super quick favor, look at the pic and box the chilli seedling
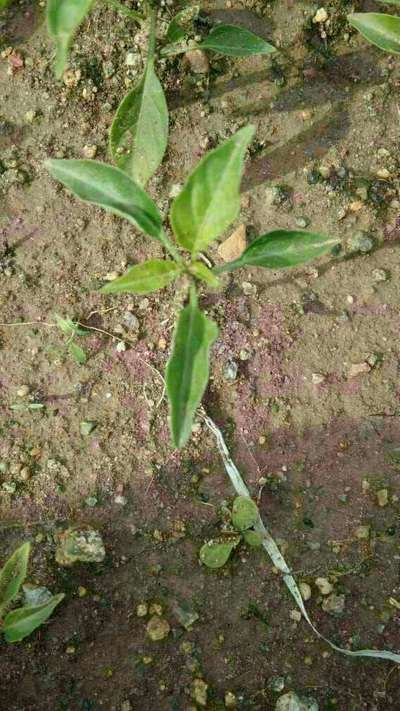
[0,542,64,643]
[46,125,339,448]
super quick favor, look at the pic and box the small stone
[269,676,285,693]
[349,201,364,212]
[80,420,97,436]
[299,582,312,601]
[55,526,106,566]
[78,586,87,597]
[239,348,251,361]
[313,8,328,23]
[63,68,81,87]
[276,691,319,711]
[315,577,333,595]
[347,231,374,254]
[311,373,325,385]
[83,144,97,159]
[372,268,389,283]
[192,678,208,707]
[121,702,132,711]
[23,584,52,607]
[218,224,246,262]
[225,691,237,708]
[18,466,31,482]
[137,602,148,617]
[355,525,370,540]
[116,341,126,352]
[169,183,182,198]
[295,217,309,228]
[123,311,140,331]
[125,51,138,66]
[146,615,170,641]
[377,489,388,507]
[103,271,120,282]
[185,49,210,74]
[223,360,238,381]
[376,168,390,179]
[24,110,36,124]
[322,593,345,616]
[348,362,371,379]
[17,385,30,398]
[242,281,257,296]
[114,495,127,506]
[290,609,302,622]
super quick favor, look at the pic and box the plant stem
[158,229,183,264]
[212,259,242,275]
[160,43,196,58]
[106,0,145,24]
[147,5,158,63]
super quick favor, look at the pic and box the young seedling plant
[46,125,338,449]
[47,1,276,186]
[0,543,64,643]
[200,496,262,569]
[348,1,400,54]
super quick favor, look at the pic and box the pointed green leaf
[101,260,181,295]
[166,5,199,43]
[0,543,30,615]
[199,538,239,569]
[199,24,276,57]
[216,230,339,273]
[171,126,254,255]
[189,262,221,288]
[46,160,164,241]
[110,61,168,186]
[3,593,65,642]
[243,530,263,547]
[231,496,258,531]
[166,295,218,448]
[348,13,400,54]
[69,342,87,364]
[47,0,94,78]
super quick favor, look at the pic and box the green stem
[147,5,158,63]
[212,259,242,275]
[106,0,145,24]
[159,230,183,264]
[160,42,198,58]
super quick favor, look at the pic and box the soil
[1,1,400,709]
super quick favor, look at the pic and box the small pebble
[313,8,328,23]
[355,525,370,540]
[377,489,388,507]
[223,360,238,381]
[299,582,312,601]
[146,615,170,641]
[290,609,302,622]
[17,385,30,398]
[83,144,97,159]
[322,593,345,616]
[372,268,389,283]
[348,362,371,379]
[315,577,333,595]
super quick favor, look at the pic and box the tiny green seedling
[200,496,263,569]
[55,314,89,364]
[348,2,400,54]
[47,2,276,185]
[0,542,64,643]
[46,126,338,449]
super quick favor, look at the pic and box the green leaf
[216,230,339,273]
[171,126,254,255]
[348,13,400,54]
[0,0,12,10]
[110,60,168,186]
[46,160,164,241]
[55,314,77,337]
[101,260,181,295]
[166,5,199,43]
[3,593,65,642]
[243,530,263,547]
[377,0,400,5]
[69,342,87,364]
[199,538,239,569]
[0,543,30,615]
[199,24,276,57]
[231,496,258,531]
[166,293,218,448]
[189,261,221,288]
[47,0,94,78]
